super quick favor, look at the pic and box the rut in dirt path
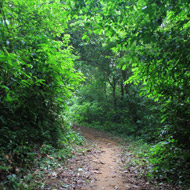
[79,126,127,190]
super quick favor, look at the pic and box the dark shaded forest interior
[0,0,190,189]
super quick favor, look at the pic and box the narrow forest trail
[45,126,175,190]
[78,126,127,190]
[73,126,158,190]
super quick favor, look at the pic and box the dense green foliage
[0,0,83,186]
[66,0,190,186]
[0,0,190,188]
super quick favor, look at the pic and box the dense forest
[0,0,190,189]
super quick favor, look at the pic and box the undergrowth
[121,138,190,189]
[0,127,84,190]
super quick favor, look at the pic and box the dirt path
[79,126,126,190]
[45,126,177,190]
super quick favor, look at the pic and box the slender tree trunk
[120,81,124,101]
[104,82,107,101]
[120,70,124,101]
[121,69,139,124]
[113,77,117,111]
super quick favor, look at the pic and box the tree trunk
[113,77,117,111]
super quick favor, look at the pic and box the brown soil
[79,126,126,190]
